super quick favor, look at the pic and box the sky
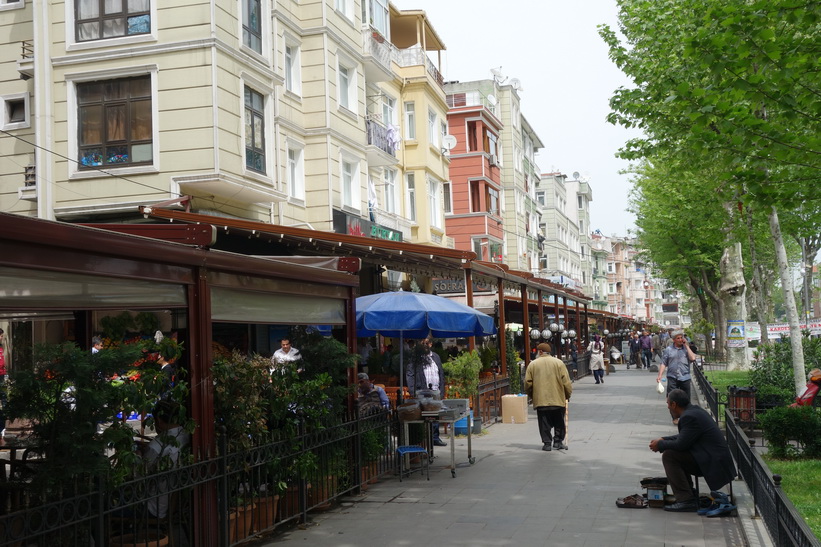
[393,0,644,237]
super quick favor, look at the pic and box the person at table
[649,389,736,513]
[406,336,447,447]
[357,372,389,414]
[142,400,190,519]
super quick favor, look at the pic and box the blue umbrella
[356,290,497,396]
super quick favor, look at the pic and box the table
[402,410,474,478]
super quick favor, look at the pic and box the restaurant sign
[432,278,494,294]
[332,209,403,242]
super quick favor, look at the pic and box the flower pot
[309,476,338,511]
[361,461,379,488]
[278,485,302,521]
[109,532,169,547]
[252,495,279,532]
[228,503,255,543]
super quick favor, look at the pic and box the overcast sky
[393,0,644,237]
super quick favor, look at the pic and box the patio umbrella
[355,290,497,398]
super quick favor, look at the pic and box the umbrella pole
[398,332,404,405]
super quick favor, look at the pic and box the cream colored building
[0,0,451,249]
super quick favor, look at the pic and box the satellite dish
[572,171,580,180]
[490,67,503,78]
[487,94,497,106]
[510,78,522,91]
[442,134,457,151]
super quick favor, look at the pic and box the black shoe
[433,439,447,447]
[542,443,552,451]
[595,381,600,384]
[664,500,698,512]
[553,442,567,450]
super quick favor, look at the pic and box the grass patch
[704,370,750,395]
[762,456,821,540]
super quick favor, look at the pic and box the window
[428,178,442,229]
[75,0,150,42]
[578,195,584,209]
[369,0,388,36]
[337,62,356,113]
[406,173,416,221]
[340,156,360,209]
[472,239,484,260]
[0,93,29,130]
[488,187,499,215]
[404,102,415,139]
[284,43,301,94]
[242,0,261,53]
[427,109,436,143]
[440,121,447,150]
[384,168,397,213]
[0,0,24,11]
[286,142,304,200]
[536,191,545,206]
[607,262,615,273]
[489,242,502,263]
[244,86,265,173]
[443,181,452,214]
[579,220,584,233]
[382,95,396,126]
[77,76,152,168]
[335,0,353,20]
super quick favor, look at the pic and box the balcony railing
[391,46,444,89]
[365,119,396,157]
[21,40,33,59]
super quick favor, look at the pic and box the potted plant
[360,428,386,487]
[443,350,482,400]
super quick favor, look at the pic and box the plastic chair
[396,446,429,482]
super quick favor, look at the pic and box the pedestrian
[91,335,103,354]
[657,330,697,398]
[524,342,573,451]
[640,329,653,369]
[569,343,578,382]
[652,331,662,363]
[406,336,447,447]
[271,338,302,374]
[648,389,736,514]
[587,335,605,384]
[629,332,641,369]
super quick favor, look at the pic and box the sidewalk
[263,364,768,546]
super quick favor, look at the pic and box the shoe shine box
[644,484,667,508]
[502,394,528,424]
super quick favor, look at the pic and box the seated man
[649,389,736,513]
[357,372,390,414]
[143,400,190,519]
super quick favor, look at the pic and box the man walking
[640,329,653,369]
[657,330,697,398]
[629,332,641,369]
[649,389,736,514]
[525,342,573,451]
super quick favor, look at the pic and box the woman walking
[588,335,606,384]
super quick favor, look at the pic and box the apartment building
[590,232,610,311]
[564,174,593,296]
[441,82,504,261]
[0,0,452,251]
[537,172,582,290]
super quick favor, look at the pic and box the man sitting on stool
[649,389,736,513]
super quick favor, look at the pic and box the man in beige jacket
[525,342,573,451]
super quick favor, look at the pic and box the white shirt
[145,426,190,518]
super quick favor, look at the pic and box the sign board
[727,320,746,348]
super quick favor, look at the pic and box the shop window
[75,0,150,42]
[77,76,152,168]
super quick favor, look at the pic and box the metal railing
[692,361,721,420]
[475,374,510,425]
[725,409,820,547]
[0,410,398,547]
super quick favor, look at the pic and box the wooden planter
[361,461,379,489]
[310,476,338,511]
[109,532,170,547]
[278,485,302,521]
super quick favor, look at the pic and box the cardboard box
[502,394,528,424]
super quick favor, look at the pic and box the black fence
[725,408,821,547]
[0,409,398,547]
[692,361,721,419]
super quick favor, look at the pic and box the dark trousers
[593,369,604,383]
[536,406,566,446]
[662,449,701,502]
[642,349,652,368]
[666,378,691,399]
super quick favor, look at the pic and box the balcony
[365,119,399,167]
[362,29,393,82]
[392,46,444,89]
[17,40,33,80]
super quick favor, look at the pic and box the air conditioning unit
[488,154,499,167]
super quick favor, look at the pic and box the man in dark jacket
[649,389,736,512]
[406,336,446,446]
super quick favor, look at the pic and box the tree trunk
[701,270,726,362]
[769,205,806,395]
[798,235,821,322]
[745,204,769,343]
[719,242,749,371]
[688,274,714,355]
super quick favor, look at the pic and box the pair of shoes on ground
[697,492,736,517]
[542,441,567,451]
[664,499,699,512]
[616,493,647,509]
[433,439,447,447]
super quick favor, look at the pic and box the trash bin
[728,385,756,429]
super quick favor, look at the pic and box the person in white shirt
[270,338,302,374]
[143,400,190,519]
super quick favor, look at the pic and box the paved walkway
[262,364,771,546]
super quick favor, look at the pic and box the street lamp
[529,328,541,340]
[541,329,552,340]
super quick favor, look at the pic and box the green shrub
[751,337,821,395]
[758,405,821,459]
[443,350,482,399]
